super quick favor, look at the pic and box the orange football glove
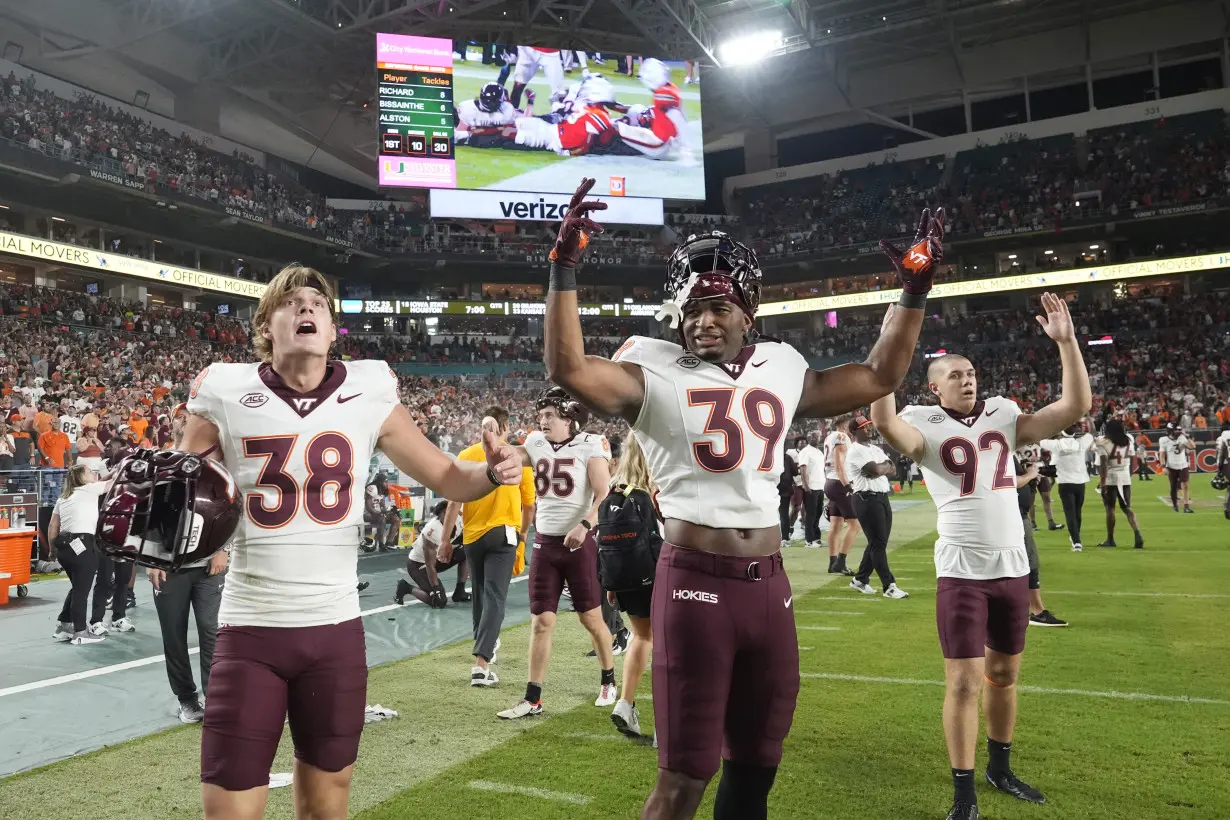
[512,540,526,576]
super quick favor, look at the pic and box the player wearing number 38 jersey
[179,265,524,820]
[871,292,1092,820]
[544,178,947,820]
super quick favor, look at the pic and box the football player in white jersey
[497,386,617,720]
[1217,422,1230,518]
[1095,418,1144,548]
[870,292,1091,820]
[179,265,524,820]
[822,416,860,574]
[543,178,946,820]
[1157,422,1196,513]
[396,499,467,607]
[454,82,530,148]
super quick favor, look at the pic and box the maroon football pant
[201,618,367,791]
[935,575,1029,659]
[529,532,602,615]
[651,544,800,781]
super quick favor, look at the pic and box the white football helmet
[579,76,616,106]
[639,58,670,90]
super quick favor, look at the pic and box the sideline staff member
[441,407,536,687]
[845,416,908,599]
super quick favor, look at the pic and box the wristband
[549,262,577,292]
[898,291,927,310]
[580,519,593,531]
[486,466,501,486]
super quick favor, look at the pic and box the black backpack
[596,485,662,592]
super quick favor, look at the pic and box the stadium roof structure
[0,0,1221,180]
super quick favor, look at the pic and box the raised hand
[549,177,607,268]
[483,430,523,485]
[880,207,946,295]
[1035,292,1076,343]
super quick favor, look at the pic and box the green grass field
[451,58,703,193]
[3,478,1228,819]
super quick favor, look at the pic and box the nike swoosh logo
[986,409,998,416]
[783,596,792,608]
[751,360,767,368]
[338,393,362,404]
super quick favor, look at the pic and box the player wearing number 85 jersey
[497,386,617,721]
[180,265,524,820]
[545,178,946,820]
[871,292,1091,820]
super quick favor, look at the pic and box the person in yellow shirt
[440,406,536,687]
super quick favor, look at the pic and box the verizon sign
[430,189,664,226]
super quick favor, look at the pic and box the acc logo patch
[240,392,269,408]
[676,355,701,369]
[189,367,209,400]
[928,413,945,424]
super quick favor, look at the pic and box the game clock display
[377,34,457,188]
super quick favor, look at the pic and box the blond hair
[612,434,657,496]
[252,265,338,363]
[60,464,94,499]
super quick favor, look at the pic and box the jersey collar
[715,345,756,380]
[942,400,985,428]
[259,361,348,418]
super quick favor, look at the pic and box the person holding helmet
[543,178,944,820]
[497,386,618,719]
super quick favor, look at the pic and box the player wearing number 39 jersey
[871,292,1091,820]
[545,178,946,820]
[179,265,524,820]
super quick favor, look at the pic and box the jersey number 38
[243,433,355,528]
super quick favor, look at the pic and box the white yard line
[794,610,866,616]
[468,779,594,805]
[802,672,1230,706]
[796,625,841,631]
[1045,590,1230,599]
[0,578,527,699]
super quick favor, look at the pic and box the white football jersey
[823,430,851,481]
[898,397,1028,581]
[59,415,82,444]
[187,360,401,628]
[524,430,610,536]
[1096,438,1134,486]
[612,336,809,529]
[1218,430,1230,461]
[1157,435,1191,470]
[410,515,462,564]
[458,98,518,129]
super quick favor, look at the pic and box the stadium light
[1090,244,1100,249]
[1044,249,1054,254]
[1007,254,1017,259]
[718,31,783,66]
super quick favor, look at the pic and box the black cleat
[612,628,630,656]
[1047,522,1065,531]
[1029,610,1068,627]
[1183,505,1195,514]
[945,801,979,820]
[356,581,370,592]
[1097,540,1116,548]
[126,590,137,609]
[1134,532,1145,549]
[395,579,411,605]
[986,769,1046,804]
[452,589,472,603]
[1224,508,1230,520]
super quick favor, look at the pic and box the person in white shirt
[1156,422,1196,513]
[871,292,1091,820]
[396,499,467,607]
[1094,419,1144,549]
[796,433,826,548]
[1039,425,1096,551]
[844,416,907,599]
[823,416,861,573]
[1217,423,1230,519]
[47,464,117,644]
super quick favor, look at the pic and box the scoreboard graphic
[376,33,457,188]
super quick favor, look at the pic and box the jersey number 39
[688,387,786,473]
[243,433,355,528]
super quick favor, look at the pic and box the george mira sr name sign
[0,229,267,300]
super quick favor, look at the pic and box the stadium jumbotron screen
[377,35,705,200]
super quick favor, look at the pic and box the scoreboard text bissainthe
[377,66,454,161]
[342,299,663,318]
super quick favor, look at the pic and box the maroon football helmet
[535,386,590,432]
[96,449,241,571]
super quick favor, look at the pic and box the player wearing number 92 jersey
[546,188,944,818]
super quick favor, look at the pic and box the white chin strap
[654,269,702,329]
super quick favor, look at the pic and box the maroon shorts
[1168,467,1190,484]
[530,532,601,615]
[652,544,800,781]
[824,479,855,519]
[202,618,368,791]
[936,576,1029,659]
